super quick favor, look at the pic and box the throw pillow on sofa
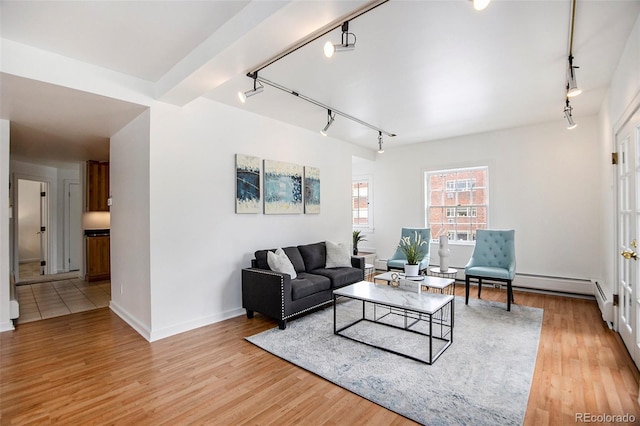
[267,248,297,279]
[325,241,352,268]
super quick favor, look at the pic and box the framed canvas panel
[304,166,320,214]
[235,154,261,214]
[264,160,303,214]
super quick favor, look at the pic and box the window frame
[424,165,490,245]
[352,175,373,231]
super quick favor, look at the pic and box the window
[352,178,371,228]
[446,178,475,192]
[425,166,488,242]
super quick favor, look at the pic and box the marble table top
[334,281,453,315]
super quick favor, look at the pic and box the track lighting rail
[254,75,396,138]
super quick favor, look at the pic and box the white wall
[109,109,152,338]
[608,14,640,128]
[370,116,604,285]
[0,119,12,331]
[146,98,356,340]
[600,13,640,292]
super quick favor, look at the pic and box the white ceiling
[1,0,639,163]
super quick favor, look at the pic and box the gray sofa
[242,242,365,329]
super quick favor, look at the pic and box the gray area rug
[246,296,543,425]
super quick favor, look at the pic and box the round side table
[429,267,458,280]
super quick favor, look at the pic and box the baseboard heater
[593,279,615,327]
[512,273,592,295]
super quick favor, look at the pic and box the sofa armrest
[351,256,365,271]
[242,268,292,321]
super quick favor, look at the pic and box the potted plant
[398,231,428,277]
[352,230,367,255]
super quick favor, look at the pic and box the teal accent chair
[465,229,516,311]
[387,228,431,274]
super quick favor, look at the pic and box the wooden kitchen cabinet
[86,161,109,211]
[86,235,110,282]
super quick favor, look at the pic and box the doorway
[16,179,49,282]
[615,104,640,370]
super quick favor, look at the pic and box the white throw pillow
[325,241,352,268]
[267,248,297,279]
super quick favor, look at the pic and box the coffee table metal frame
[333,281,454,365]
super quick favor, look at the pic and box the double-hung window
[352,178,371,228]
[425,166,488,242]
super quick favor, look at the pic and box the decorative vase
[404,264,419,277]
[438,235,450,272]
[353,248,358,255]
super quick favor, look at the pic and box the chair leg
[465,276,470,305]
[507,281,512,311]
[477,278,483,298]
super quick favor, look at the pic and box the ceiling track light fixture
[377,131,384,153]
[238,72,263,103]
[324,21,356,58]
[562,0,580,129]
[471,0,491,11]
[241,0,393,150]
[320,109,335,136]
[564,99,577,130]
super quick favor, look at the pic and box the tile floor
[15,279,111,324]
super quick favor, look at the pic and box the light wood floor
[1,285,639,425]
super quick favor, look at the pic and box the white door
[616,106,640,370]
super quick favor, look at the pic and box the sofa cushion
[291,273,331,300]
[282,247,306,273]
[325,241,351,268]
[255,246,305,272]
[298,242,326,271]
[310,267,363,288]
[267,248,297,279]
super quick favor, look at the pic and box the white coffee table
[333,281,454,364]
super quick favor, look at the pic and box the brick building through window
[425,166,488,242]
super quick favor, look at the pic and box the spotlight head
[324,21,356,58]
[566,56,582,98]
[377,132,384,153]
[238,86,263,103]
[324,42,356,58]
[472,0,491,11]
[564,102,577,130]
[320,110,335,136]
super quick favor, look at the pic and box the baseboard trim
[109,301,152,341]
[148,307,245,342]
[0,320,15,332]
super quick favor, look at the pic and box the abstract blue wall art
[264,160,303,214]
[235,154,261,214]
[304,166,320,214]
